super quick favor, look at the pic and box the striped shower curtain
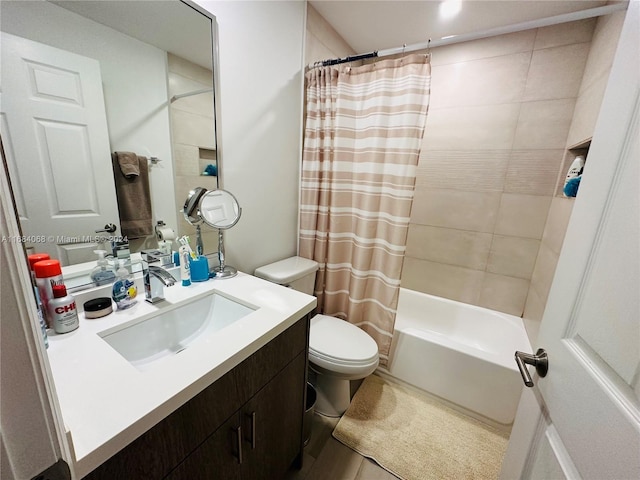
[299,54,431,366]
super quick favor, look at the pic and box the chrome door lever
[515,348,548,387]
[95,223,117,233]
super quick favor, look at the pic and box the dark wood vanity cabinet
[84,317,309,480]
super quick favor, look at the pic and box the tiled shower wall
[522,11,625,342]
[168,53,219,251]
[401,19,599,316]
[305,8,624,327]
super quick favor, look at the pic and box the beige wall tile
[579,11,625,95]
[168,53,213,85]
[306,4,355,64]
[513,98,576,149]
[173,143,200,177]
[542,197,575,255]
[406,225,492,270]
[401,257,484,305]
[422,103,521,151]
[170,109,216,149]
[565,76,607,147]
[523,43,590,101]
[487,235,540,279]
[478,273,529,316]
[410,189,502,233]
[429,52,530,109]
[529,243,559,304]
[505,149,564,196]
[431,30,536,66]
[494,193,551,239]
[533,18,595,50]
[522,286,545,345]
[416,150,509,192]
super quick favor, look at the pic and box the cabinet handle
[233,425,243,464]
[246,411,256,449]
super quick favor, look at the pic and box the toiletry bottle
[564,155,585,184]
[28,253,50,347]
[49,284,79,334]
[34,259,64,328]
[90,250,116,286]
[112,260,138,310]
[179,245,191,286]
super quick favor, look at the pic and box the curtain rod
[170,88,213,103]
[311,3,627,68]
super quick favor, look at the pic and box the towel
[115,151,140,178]
[112,152,153,239]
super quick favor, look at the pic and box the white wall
[195,0,306,274]
[1,1,178,237]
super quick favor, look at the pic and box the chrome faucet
[142,252,176,303]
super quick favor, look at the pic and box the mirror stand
[213,229,237,278]
[198,189,241,279]
[195,224,204,257]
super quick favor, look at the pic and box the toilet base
[314,374,351,417]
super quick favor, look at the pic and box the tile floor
[284,412,398,480]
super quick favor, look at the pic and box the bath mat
[332,375,509,480]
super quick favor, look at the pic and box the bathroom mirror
[0,0,220,268]
[199,189,242,278]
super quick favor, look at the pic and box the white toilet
[254,256,379,417]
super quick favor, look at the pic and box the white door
[501,4,640,479]
[0,32,119,265]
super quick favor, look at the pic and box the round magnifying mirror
[199,189,241,278]
[199,189,241,229]
[182,187,207,226]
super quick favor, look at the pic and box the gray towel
[112,153,153,239]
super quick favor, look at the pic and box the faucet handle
[142,250,173,267]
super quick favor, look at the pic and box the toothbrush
[178,235,198,259]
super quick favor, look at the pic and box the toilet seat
[309,314,379,377]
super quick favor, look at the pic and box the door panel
[502,4,640,479]
[1,32,119,264]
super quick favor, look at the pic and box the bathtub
[385,288,532,425]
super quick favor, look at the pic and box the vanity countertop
[45,272,316,479]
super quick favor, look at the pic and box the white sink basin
[99,293,255,371]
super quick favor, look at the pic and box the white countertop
[45,272,316,479]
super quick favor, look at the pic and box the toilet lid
[309,314,379,364]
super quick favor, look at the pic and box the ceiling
[52,1,214,69]
[309,0,610,54]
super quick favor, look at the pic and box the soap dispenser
[112,260,137,310]
[91,250,116,286]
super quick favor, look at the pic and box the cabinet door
[241,352,306,480]
[164,413,242,480]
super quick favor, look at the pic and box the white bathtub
[385,288,532,425]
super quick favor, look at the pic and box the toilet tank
[254,256,318,295]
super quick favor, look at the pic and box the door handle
[515,348,548,387]
[245,411,256,449]
[95,223,117,233]
[232,425,243,464]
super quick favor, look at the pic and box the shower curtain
[299,54,431,366]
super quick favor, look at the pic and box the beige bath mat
[332,375,509,480]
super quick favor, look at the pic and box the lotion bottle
[49,284,79,334]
